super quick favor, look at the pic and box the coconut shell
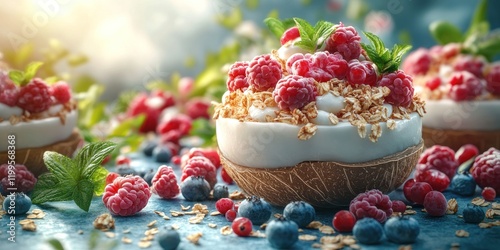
[221,141,423,208]
[0,130,82,177]
[423,127,500,152]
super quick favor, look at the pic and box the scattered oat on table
[208,223,217,228]
[171,224,180,230]
[404,209,417,215]
[259,223,267,230]
[181,204,191,211]
[307,221,323,229]
[492,202,500,210]
[122,237,132,244]
[471,197,490,207]
[147,220,157,228]
[93,213,115,230]
[104,232,116,238]
[187,232,203,245]
[19,219,36,231]
[486,209,495,219]
[144,228,159,236]
[189,213,205,224]
[455,230,469,237]
[170,210,185,217]
[220,226,232,235]
[319,225,335,234]
[299,234,317,241]
[447,198,458,214]
[229,190,246,200]
[250,230,266,238]
[192,203,209,214]
[210,211,221,216]
[399,245,412,250]
[138,240,152,248]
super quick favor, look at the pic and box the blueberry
[153,145,172,163]
[283,201,315,228]
[116,165,137,176]
[140,140,158,157]
[157,227,180,250]
[265,216,298,249]
[237,196,272,225]
[450,172,477,196]
[463,205,485,224]
[3,193,32,215]
[180,176,210,201]
[213,184,229,200]
[384,216,420,244]
[352,218,384,245]
[143,169,155,186]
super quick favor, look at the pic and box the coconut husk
[0,130,82,177]
[221,141,424,208]
[423,127,500,152]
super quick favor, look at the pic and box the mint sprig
[8,61,43,86]
[31,141,117,212]
[361,32,412,74]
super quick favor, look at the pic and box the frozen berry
[17,78,53,113]
[450,171,477,196]
[403,178,416,203]
[152,145,172,163]
[181,156,217,189]
[352,217,384,245]
[140,140,158,157]
[283,201,316,228]
[221,167,233,185]
[417,145,459,179]
[414,168,450,192]
[265,216,299,249]
[3,192,32,215]
[453,55,485,78]
[0,164,37,196]
[402,48,432,76]
[232,217,253,237]
[0,71,19,106]
[455,144,479,165]
[408,181,433,205]
[246,54,282,92]
[471,147,500,194]
[186,148,221,169]
[105,172,120,185]
[482,187,496,201]
[151,166,180,199]
[50,81,72,104]
[485,64,500,95]
[309,51,349,81]
[186,99,211,120]
[423,191,447,217]
[346,60,378,86]
[448,71,484,101]
[159,130,182,145]
[272,75,316,111]
[325,23,361,61]
[332,210,356,232]
[227,61,249,92]
[102,175,151,216]
[225,209,237,222]
[213,183,229,200]
[116,165,137,176]
[157,228,180,250]
[126,93,161,133]
[462,204,485,224]
[215,198,234,215]
[378,70,414,107]
[384,216,420,244]
[349,189,393,223]
[180,176,210,201]
[156,114,192,136]
[392,200,406,213]
[115,155,131,166]
[142,169,155,186]
[280,26,300,45]
[425,76,441,91]
[238,196,272,225]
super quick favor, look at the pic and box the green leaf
[475,33,500,61]
[264,17,285,40]
[294,39,317,52]
[361,32,411,74]
[429,21,464,45]
[8,70,25,86]
[107,115,145,137]
[31,176,74,204]
[91,166,109,196]
[46,239,65,250]
[43,151,78,185]
[293,18,315,41]
[24,61,44,82]
[72,179,95,212]
[75,141,117,178]
[465,0,489,39]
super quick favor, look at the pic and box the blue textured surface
[1,153,500,250]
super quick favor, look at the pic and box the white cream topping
[276,42,309,62]
[0,103,22,120]
[423,99,500,130]
[248,106,278,122]
[315,93,345,114]
[217,113,422,168]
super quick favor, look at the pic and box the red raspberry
[17,78,52,113]
[414,168,450,192]
[156,114,192,136]
[448,71,484,101]
[409,181,433,205]
[325,23,361,61]
[181,156,217,188]
[378,70,414,107]
[221,167,233,185]
[102,175,151,216]
[310,51,349,80]
[349,189,393,223]
[246,54,282,92]
[127,93,161,133]
[485,64,500,95]
[105,172,120,185]
[286,53,311,73]
[453,55,485,78]
[346,60,378,86]
[417,145,459,179]
[0,164,37,195]
[159,130,182,145]
[151,166,180,199]
[187,148,221,169]
[186,99,210,120]
[425,76,441,91]
[482,187,496,201]
[470,147,500,194]
[150,90,176,109]
[430,43,460,59]
[115,155,131,166]
[216,198,234,215]
[50,81,72,104]
[280,26,300,45]
[455,144,479,165]
[272,75,316,111]
[423,191,447,217]
[402,48,432,76]
[227,61,249,92]
[392,200,406,213]
[0,71,19,106]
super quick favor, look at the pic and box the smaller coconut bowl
[423,127,500,152]
[0,130,82,177]
[221,141,423,208]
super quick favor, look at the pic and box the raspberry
[423,191,447,217]
[325,23,361,61]
[286,53,311,73]
[485,64,500,95]
[227,61,249,92]
[185,99,210,120]
[448,71,484,101]
[346,60,378,86]
[453,55,485,78]
[17,78,52,113]
[156,114,192,136]
[50,81,72,104]
[482,187,496,201]
[181,156,217,188]
[403,178,416,203]
[115,155,131,166]
[0,164,37,195]
[105,172,120,185]
[232,217,253,237]
[127,93,161,133]
[221,167,233,184]
[280,26,300,45]
[310,51,349,81]
[470,148,500,194]
[378,70,414,107]
[187,148,221,169]
[417,145,459,179]
[402,48,432,76]
[408,181,433,205]
[425,76,441,91]
[455,144,479,165]
[272,75,316,111]
[414,167,450,192]
[151,166,180,199]
[246,54,282,91]
[392,200,406,213]
[102,175,151,216]
[150,90,176,109]
[349,189,393,223]
[0,71,19,106]
[159,130,182,145]
[215,197,234,215]
[332,210,356,232]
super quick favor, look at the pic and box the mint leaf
[429,21,464,45]
[8,70,25,86]
[465,0,489,39]
[91,166,109,196]
[264,17,285,39]
[43,151,79,185]
[72,179,95,212]
[361,32,411,74]
[294,18,315,41]
[31,178,73,204]
[75,141,116,178]
[290,18,335,53]
[24,61,44,82]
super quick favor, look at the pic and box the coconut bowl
[423,127,500,152]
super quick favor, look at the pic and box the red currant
[410,182,433,205]
[332,210,357,232]
[215,198,234,215]
[392,200,406,213]
[482,187,497,201]
[403,178,416,203]
[423,191,447,217]
[455,144,479,165]
[115,155,131,166]
[232,217,253,236]
[280,26,300,45]
[225,209,237,222]
[171,155,181,165]
[415,169,450,192]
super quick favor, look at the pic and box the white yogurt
[0,103,23,120]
